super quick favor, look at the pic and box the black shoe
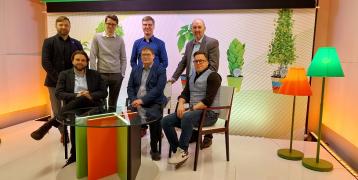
[63,156,76,168]
[201,137,212,149]
[30,119,54,140]
[189,131,198,143]
[150,151,161,161]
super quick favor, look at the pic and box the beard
[74,64,86,72]
[57,29,69,36]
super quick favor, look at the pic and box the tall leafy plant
[227,38,245,77]
[177,24,194,53]
[267,9,296,78]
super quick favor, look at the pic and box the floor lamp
[302,47,344,172]
[277,67,312,160]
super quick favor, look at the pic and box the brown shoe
[201,137,212,149]
[140,128,147,138]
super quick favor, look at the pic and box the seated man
[162,51,221,165]
[127,46,167,161]
[31,50,107,166]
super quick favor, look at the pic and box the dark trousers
[131,104,162,153]
[100,73,123,111]
[57,97,101,158]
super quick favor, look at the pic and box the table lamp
[302,47,344,172]
[277,67,312,160]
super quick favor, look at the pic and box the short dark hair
[56,16,70,24]
[105,14,119,24]
[142,16,155,25]
[71,50,89,62]
[193,51,208,60]
[141,46,155,55]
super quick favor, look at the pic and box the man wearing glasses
[169,18,220,148]
[90,15,127,111]
[162,51,221,165]
[127,47,167,161]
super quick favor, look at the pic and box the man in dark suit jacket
[31,50,107,167]
[127,47,167,161]
[42,16,83,142]
[169,18,219,148]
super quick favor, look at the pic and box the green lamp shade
[307,47,344,77]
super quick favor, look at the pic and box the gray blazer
[171,35,219,81]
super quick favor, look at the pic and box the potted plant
[267,9,296,93]
[177,24,194,88]
[227,38,245,92]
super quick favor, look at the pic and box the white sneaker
[168,147,189,164]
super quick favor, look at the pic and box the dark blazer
[55,69,107,104]
[171,35,219,81]
[42,34,83,87]
[127,63,167,106]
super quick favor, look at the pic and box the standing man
[127,47,167,161]
[169,18,220,148]
[130,16,168,69]
[90,15,127,111]
[162,51,221,165]
[41,16,83,142]
[31,51,108,166]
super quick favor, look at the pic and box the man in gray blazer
[169,18,220,149]
[169,18,219,82]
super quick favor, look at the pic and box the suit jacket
[55,69,107,104]
[42,34,83,87]
[127,63,167,106]
[171,35,219,81]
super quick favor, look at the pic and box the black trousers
[57,97,101,158]
[131,104,162,153]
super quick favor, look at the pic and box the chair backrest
[163,82,172,110]
[217,86,235,120]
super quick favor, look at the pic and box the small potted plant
[227,38,245,92]
[267,9,296,93]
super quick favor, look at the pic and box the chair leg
[159,134,162,154]
[225,131,230,161]
[168,147,172,158]
[194,133,202,171]
[63,125,68,159]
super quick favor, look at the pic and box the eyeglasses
[141,53,152,57]
[193,60,207,64]
[105,23,117,26]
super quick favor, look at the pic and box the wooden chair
[193,86,235,171]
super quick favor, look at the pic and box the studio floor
[0,120,355,180]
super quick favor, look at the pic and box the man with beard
[37,16,83,143]
[90,15,127,112]
[31,50,107,166]
[168,18,220,149]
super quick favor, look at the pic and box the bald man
[169,18,220,149]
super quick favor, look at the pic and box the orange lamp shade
[278,67,312,96]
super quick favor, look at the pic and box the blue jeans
[162,110,218,152]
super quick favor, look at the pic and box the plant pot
[180,74,187,89]
[271,76,284,94]
[227,76,243,92]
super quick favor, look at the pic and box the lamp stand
[277,96,304,160]
[302,77,333,172]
